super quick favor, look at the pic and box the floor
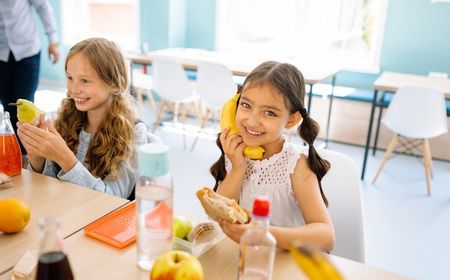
[145,109,449,280]
[31,84,450,280]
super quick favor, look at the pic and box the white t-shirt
[225,141,308,227]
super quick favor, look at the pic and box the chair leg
[190,108,211,152]
[180,103,188,150]
[423,139,432,196]
[135,88,144,118]
[372,134,398,184]
[173,102,180,123]
[192,100,203,122]
[152,100,167,133]
[372,106,384,156]
[146,90,158,113]
[424,140,434,178]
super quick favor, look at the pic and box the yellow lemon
[0,198,31,233]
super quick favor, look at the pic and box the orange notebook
[84,202,137,249]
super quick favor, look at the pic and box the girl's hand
[219,219,252,244]
[17,118,77,172]
[16,114,47,171]
[220,128,247,169]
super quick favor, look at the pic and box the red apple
[150,250,203,280]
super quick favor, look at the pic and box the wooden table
[360,71,450,179]
[129,48,341,144]
[129,48,340,83]
[9,230,411,280]
[0,169,128,274]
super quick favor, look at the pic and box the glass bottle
[238,197,276,280]
[0,111,22,176]
[136,143,173,271]
[36,218,74,280]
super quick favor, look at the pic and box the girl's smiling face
[66,53,114,114]
[236,83,300,156]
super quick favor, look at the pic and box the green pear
[13,99,43,125]
[173,216,193,240]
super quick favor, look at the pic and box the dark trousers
[0,51,41,154]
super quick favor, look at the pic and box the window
[215,0,389,72]
[60,0,139,51]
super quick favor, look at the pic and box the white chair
[319,149,365,263]
[147,131,162,144]
[151,58,200,148]
[132,68,157,116]
[372,85,447,196]
[190,61,237,151]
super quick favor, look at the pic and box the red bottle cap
[252,197,270,217]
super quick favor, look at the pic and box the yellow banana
[9,99,43,126]
[289,246,327,280]
[220,93,265,159]
[289,244,343,280]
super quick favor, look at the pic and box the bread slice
[196,187,249,224]
[186,222,217,243]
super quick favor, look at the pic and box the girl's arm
[218,156,334,251]
[55,122,148,198]
[271,155,334,251]
[215,128,247,201]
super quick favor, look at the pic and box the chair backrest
[132,69,153,90]
[147,132,162,144]
[152,58,194,102]
[382,85,447,139]
[318,149,365,263]
[196,61,237,109]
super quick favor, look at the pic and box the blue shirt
[0,0,58,62]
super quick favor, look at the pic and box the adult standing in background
[0,0,60,151]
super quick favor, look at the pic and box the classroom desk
[4,230,410,280]
[0,169,128,275]
[129,48,341,144]
[360,72,450,179]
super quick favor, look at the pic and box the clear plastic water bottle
[136,143,173,271]
[238,197,276,280]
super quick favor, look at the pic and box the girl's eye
[265,111,276,117]
[81,79,90,83]
[240,102,250,109]
[66,76,72,81]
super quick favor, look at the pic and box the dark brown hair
[210,61,330,206]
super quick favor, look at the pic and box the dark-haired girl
[210,61,335,251]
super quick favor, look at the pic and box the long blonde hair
[55,37,136,179]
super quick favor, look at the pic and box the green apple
[173,216,193,240]
[150,250,203,280]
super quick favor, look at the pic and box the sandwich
[196,187,250,224]
[186,222,217,243]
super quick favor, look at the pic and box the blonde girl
[17,38,147,198]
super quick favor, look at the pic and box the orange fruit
[0,198,31,233]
